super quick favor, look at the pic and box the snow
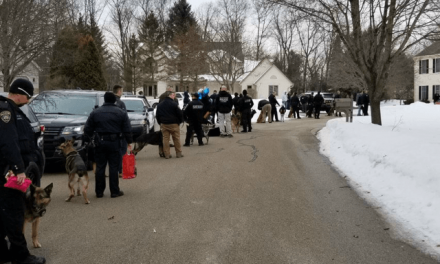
[316,100,440,260]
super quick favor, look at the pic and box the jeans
[218,112,232,135]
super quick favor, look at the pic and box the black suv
[29,90,105,167]
[0,92,45,185]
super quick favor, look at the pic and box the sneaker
[14,255,46,264]
[227,134,233,138]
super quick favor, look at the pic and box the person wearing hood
[215,85,233,137]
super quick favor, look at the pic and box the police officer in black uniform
[183,93,205,146]
[113,84,127,178]
[84,92,132,198]
[0,79,46,264]
[240,90,254,132]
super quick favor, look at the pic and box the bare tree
[0,0,59,90]
[268,0,440,125]
[195,2,218,41]
[271,8,297,73]
[294,17,326,92]
[108,0,137,92]
[249,0,273,60]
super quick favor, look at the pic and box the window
[247,85,252,89]
[269,85,278,96]
[433,59,440,73]
[419,59,429,74]
[433,85,440,98]
[419,86,428,101]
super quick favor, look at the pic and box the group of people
[356,90,370,116]
[258,91,326,122]
[156,85,256,160]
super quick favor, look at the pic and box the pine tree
[73,35,106,90]
[138,11,164,84]
[166,0,197,41]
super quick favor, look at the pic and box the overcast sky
[187,0,213,11]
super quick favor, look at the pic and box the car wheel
[25,162,41,187]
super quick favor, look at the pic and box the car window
[30,93,98,116]
[122,99,145,112]
[19,105,38,123]
[176,93,182,99]
[323,94,334,98]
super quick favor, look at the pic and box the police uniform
[240,91,254,132]
[84,92,132,198]
[0,79,46,264]
[183,94,205,146]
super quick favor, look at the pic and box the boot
[159,146,165,157]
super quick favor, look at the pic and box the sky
[187,0,212,11]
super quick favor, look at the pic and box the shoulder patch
[0,110,11,123]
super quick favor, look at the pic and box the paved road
[31,115,438,263]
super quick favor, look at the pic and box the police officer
[0,79,46,264]
[84,92,132,198]
[313,91,324,119]
[183,93,205,146]
[240,90,254,132]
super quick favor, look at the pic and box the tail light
[40,125,45,133]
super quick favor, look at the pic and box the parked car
[299,92,334,113]
[0,92,45,185]
[29,90,105,168]
[120,95,156,139]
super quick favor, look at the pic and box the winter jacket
[232,95,242,112]
[215,90,233,113]
[290,95,300,107]
[184,99,204,124]
[269,94,280,106]
[313,93,324,106]
[240,95,254,110]
[156,97,183,125]
[282,92,288,102]
[258,100,270,110]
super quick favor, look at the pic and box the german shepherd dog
[279,106,286,122]
[231,113,241,133]
[58,140,90,204]
[24,183,53,248]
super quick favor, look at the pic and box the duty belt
[99,133,119,141]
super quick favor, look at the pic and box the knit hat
[104,92,116,103]
[9,79,34,98]
[242,90,247,95]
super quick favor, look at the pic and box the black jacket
[313,94,324,106]
[183,91,190,105]
[240,95,254,110]
[156,97,183,125]
[215,90,233,113]
[360,94,369,105]
[184,99,204,124]
[0,96,37,176]
[232,96,241,112]
[300,95,308,104]
[268,94,280,106]
[258,100,270,110]
[84,103,133,144]
[290,95,300,107]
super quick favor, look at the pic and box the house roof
[415,41,440,57]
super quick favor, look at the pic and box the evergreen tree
[73,35,106,90]
[138,11,164,84]
[166,0,197,41]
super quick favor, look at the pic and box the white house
[0,61,41,93]
[413,42,440,102]
[239,58,294,99]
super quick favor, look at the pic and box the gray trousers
[218,112,232,135]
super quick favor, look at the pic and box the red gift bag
[122,152,136,179]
